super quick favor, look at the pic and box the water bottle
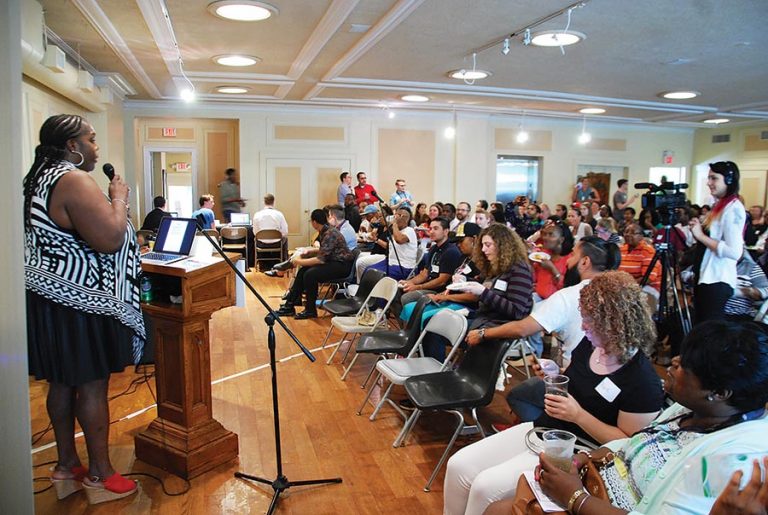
[140,275,153,303]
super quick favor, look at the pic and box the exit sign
[162,127,177,137]
[663,150,674,164]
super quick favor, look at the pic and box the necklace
[594,348,619,366]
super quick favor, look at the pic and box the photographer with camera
[689,161,746,323]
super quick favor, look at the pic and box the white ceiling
[40,0,768,126]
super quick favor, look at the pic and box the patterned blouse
[24,161,145,361]
[317,225,353,263]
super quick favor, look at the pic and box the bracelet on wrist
[567,488,587,513]
[112,198,128,208]
[573,492,590,514]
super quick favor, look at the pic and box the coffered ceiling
[40,0,768,126]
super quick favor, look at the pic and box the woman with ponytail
[24,115,142,503]
[689,161,746,323]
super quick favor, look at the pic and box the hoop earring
[70,150,85,167]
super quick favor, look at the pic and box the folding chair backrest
[356,268,387,301]
[356,277,399,324]
[220,226,246,242]
[408,309,468,367]
[456,338,514,405]
[255,229,283,243]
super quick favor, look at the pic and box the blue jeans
[505,377,545,422]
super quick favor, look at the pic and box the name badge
[431,264,440,274]
[595,377,621,402]
[494,279,508,291]
[462,265,472,274]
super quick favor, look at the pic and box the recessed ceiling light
[530,30,586,47]
[216,86,250,94]
[213,54,260,67]
[400,94,429,103]
[703,118,730,124]
[659,90,700,100]
[207,1,278,21]
[448,69,491,80]
[579,107,605,114]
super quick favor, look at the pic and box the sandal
[83,472,138,504]
[51,465,88,499]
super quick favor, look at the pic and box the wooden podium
[135,256,239,479]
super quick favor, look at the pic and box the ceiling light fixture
[659,90,700,100]
[579,107,605,114]
[530,30,585,47]
[213,54,260,67]
[501,38,510,55]
[160,2,195,102]
[516,111,529,143]
[216,86,249,94]
[444,126,456,139]
[400,94,429,103]
[207,1,278,21]
[449,69,491,80]
[578,116,591,144]
[703,118,730,124]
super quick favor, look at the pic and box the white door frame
[142,146,198,215]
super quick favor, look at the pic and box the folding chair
[320,268,385,346]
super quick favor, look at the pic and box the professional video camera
[634,181,688,226]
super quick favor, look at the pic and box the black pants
[287,261,351,311]
[693,282,733,325]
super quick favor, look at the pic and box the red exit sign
[162,127,177,137]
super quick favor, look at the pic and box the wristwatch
[478,328,486,341]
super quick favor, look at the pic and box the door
[265,158,351,249]
[143,147,197,218]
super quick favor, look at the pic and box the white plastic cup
[544,374,569,397]
[542,430,577,472]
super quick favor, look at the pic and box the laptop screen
[230,212,250,225]
[153,217,197,255]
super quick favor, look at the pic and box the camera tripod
[640,225,693,347]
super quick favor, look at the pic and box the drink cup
[544,374,569,397]
[542,429,577,472]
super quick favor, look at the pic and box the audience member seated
[566,207,593,241]
[553,203,568,221]
[363,207,418,281]
[489,202,506,224]
[191,194,216,230]
[530,220,574,301]
[326,203,357,251]
[638,207,661,237]
[253,193,288,261]
[751,205,767,237]
[597,203,611,221]
[619,206,636,233]
[140,195,168,232]
[445,271,664,515]
[414,202,429,226]
[619,223,661,292]
[454,201,472,232]
[501,320,768,515]
[465,237,621,360]
[275,209,354,319]
[580,202,597,229]
[473,208,490,229]
[595,217,621,245]
[443,202,459,231]
[358,204,379,236]
[344,193,362,232]
[397,217,462,308]
[725,250,768,321]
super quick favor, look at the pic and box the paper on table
[523,471,567,513]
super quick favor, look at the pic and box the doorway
[265,158,351,248]
[143,148,197,218]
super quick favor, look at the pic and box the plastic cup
[544,374,569,397]
[542,430,577,472]
[538,358,560,377]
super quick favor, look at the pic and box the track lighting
[502,38,510,55]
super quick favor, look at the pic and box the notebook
[229,212,251,226]
[140,217,198,265]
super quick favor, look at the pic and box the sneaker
[398,399,416,411]
[491,422,518,434]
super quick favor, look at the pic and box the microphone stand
[194,223,342,514]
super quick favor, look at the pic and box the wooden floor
[30,271,519,514]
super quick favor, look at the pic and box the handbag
[356,306,376,326]
[506,458,609,515]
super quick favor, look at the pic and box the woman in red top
[531,221,573,300]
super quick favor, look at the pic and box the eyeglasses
[624,230,643,235]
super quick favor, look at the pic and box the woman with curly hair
[445,223,534,327]
[444,271,663,515]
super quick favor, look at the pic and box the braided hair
[23,115,85,228]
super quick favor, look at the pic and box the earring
[706,394,716,402]
[70,150,84,167]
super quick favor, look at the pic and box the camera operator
[689,162,745,323]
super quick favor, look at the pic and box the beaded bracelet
[567,488,587,512]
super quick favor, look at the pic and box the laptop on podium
[140,217,197,265]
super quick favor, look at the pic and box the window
[649,166,686,186]
[496,155,541,203]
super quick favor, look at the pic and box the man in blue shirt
[191,194,216,229]
[325,204,357,250]
[337,171,353,205]
[389,178,414,210]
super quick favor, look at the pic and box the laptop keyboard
[142,252,180,262]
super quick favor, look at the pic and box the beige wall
[378,128,436,205]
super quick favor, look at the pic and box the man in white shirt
[253,193,289,261]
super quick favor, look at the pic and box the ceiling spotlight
[207,1,278,21]
[213,54,260,67]
[400,94,429,103]
[578,132,592,144]
[579,107,605,114]
[216,86,249,94]
[703,118,730,124]
[659,90,700,100]
[502,38,510,55]
[530,30,586,47]
[449,69,491,80]
[516,130,530,143]
[444,126,456,139]
[180,88,195,102]
[388,110,396,119]
[522,28,532,46]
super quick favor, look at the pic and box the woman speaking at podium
[23,115,144,503]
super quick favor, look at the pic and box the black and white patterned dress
[24,161,145,386]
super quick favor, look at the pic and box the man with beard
[553,203,568,221]
[465,236,620,360]
[454,201,472,232]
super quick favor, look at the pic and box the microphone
[370,189,385,203]
[102,163,115,181]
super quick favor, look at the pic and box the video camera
[634,181,688,225]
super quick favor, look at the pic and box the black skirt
[26,290,136,386]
